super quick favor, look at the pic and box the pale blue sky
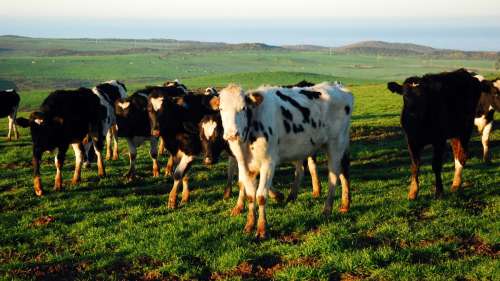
[1,0,499,50]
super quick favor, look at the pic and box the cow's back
[0,90,20,117]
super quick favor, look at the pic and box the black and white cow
[16,88,106,196]
[473,75,500,163]
[91,80,128,162]
[0,89,20,141]
[114,83,187,180]
[199,112,322,216]
[218,82,353,238]
[148,91,219,208]
[387,69,482,200]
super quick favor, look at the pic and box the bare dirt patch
[31,215,56,227]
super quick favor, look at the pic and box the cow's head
[16,111,64,151]
[100,80,128,100]
[219,84,263,141]
[199,114,226,165]
[115,96,148,136]
[479,78,500,111]
[148,92,167,137]
[388,77,428,118]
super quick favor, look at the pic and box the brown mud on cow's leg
[181,176,190,204]
[164,155,175,177]
[111,126,119,160]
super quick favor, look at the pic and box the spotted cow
[148,91,219,208]
[218,82,353,238]
[16,88,106,196]
[387,69,482,200]
[472,75,500,163]
[0,89,20,141]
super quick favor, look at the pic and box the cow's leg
[150,137,160,177]
[168,152,194,209]
[339,151,351,212]
[125,137,138,180]
[91,133,106,178]
[33,148,43,196]
[323,139,349,215]
[231,181,246,216]
[224,156,237,199]
[164,154,175,177]
[407,141,422,200]
[432,142,445,198]
[255,161,275,239]
[54,146,68,191]
[82,141,93,169]
[308,155,322,198]
[451,138,467,192]
[287,160,304,202]
[242,172,257,234]
[112,125,119,160]
[7,113,14,141]
[158,137,165,155]
[71,143,84,185]
[481,121,493,163]
[105,128,113,161]
[181,176,190,203]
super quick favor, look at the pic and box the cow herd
[0,68,498,238]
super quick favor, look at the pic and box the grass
[0,37,499,280]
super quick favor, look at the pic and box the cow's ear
[387,82,403,95]
[16,117,31,128]
[209,96,220,110]
[245,92,264,106]
[53,117,64,125]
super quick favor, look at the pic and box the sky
[1,0,500,50]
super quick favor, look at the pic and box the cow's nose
[203,157,213,165]
[152,130,160,137]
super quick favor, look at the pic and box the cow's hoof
[339,207,349,213]
[271,191,285,203]
[223,188,232,200]
[244,224,254,234]
[322,207,332,217]
[112,155,119,161]
[181,197,189,204]
[231,205,244,216]
[167,200,177,209]
[450,185,461,193]
[255,230,268,240]
[407,192,418,201]
[71,179,81,186]
[286,193,297,203]
[53,185,62,191]
[312,191,321,198]
[152,169,159,177]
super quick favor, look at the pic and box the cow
[114,86,186,180]
[148,90,219,208]
[0,89,20,141]
[472,75,500,163]
[16,88,106,196]
[387,68,482,200]
[199,112,322,216]
[90,80,128,162]
[218,82,353,238]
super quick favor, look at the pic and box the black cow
[387,69,482,200]
[148,91,218,208]
[473,77,500,163]
[16,88,106,196]
[0,89,20,141]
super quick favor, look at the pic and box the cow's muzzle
[151,130,160,137]
[203,157,213,165]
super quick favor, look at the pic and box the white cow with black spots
[219,82,353,238]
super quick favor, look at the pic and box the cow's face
[388,77,427,119]
[199,114,226,165]
[16,112,64,151]
[148,94,165,137]
[219,85,263,141]
[488,79,500,111]
[106,80,128,99]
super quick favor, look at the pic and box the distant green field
[0,37,499,280]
